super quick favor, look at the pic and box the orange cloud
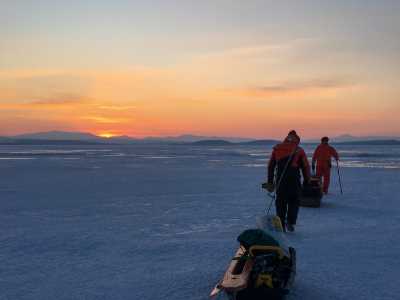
[98,105,136,111]
[81,116,132,124]
[220,78,354,100]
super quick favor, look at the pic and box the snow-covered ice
[0,144,399,299]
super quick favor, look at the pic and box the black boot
[286,224,295,232]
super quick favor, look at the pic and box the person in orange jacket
[312,137,339,194]
[266,130,311,232]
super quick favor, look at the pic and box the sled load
[299,175,323,208]
[210,216,296,300]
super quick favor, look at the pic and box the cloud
[0,71,91,105]
[191,39,314,62]
[228,78,355,99]
[28,94,90,105]
[260,78,352,91]
[81,116,132,124]
[97,105,136,111]
[0,95,90,110]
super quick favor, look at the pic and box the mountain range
[0,131,254,145]
[0,131,399,145]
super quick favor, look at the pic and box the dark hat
[286,130,300,144]
[321,136,329,143]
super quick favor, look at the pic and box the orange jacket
[268,141,310,193]
[312,143,339,168]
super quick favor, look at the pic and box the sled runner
[210,217,296,300]
[300,176,323,208]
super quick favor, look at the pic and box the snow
[0,144,399,300]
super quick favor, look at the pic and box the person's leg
[317,164,328,194]
[316,163,323,183]
[316,162,323,176]
[287,194,300,226]
[323,167,331,194]
[275,194,287,228]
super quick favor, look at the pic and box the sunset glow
[1,1,399,139]
[98,133,117,138]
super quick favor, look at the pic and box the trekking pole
[266,165,278,215]
[266,192,275,215]
[336,160,343,195]
[262,181,276,216]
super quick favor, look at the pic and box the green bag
[237,229,280,250]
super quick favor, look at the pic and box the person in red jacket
[266,130,311,232]
[312,137,339,194]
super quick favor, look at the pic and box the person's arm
[299,149,311,182]
[331,146,339,161]
[311,146,319,173]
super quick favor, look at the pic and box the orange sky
[1,2,399,139]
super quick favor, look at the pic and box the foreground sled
[300,176,323,208]
[210,216,296,300]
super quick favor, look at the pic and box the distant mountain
[13,131,100,141]
[0,137,13,143]
[190,139,233,146]
[188,139,280,146]
[4,131,399,146]
[1,130,273,146]
[239,139,279,146]
[336,139,400,145]
[0,138,103,145]
[143,134,252,143]
[5,131,253,144]
[334,134,358,142]
[107,135,139,143]
[330,134,399,142]
[305,134,400,143]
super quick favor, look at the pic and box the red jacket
[312,143,339,168]
[268,141,310,195]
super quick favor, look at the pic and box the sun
[98,133,116,138]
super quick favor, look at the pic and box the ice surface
[0,144,399,299]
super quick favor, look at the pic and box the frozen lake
[1,144,400,300]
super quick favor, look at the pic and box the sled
[210,246,254,298]
[300,176,323,208]
[210,217,296,300]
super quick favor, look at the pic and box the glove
[262,182,275,193]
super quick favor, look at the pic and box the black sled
[300,176,323,208]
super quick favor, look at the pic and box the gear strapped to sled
[300,175,323,207]
[210,218,296,300]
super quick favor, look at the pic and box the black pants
[275,193,300,226]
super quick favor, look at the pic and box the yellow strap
[249,245,285,259]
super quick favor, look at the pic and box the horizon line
[1,130,400,141]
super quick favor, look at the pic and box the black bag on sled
[300,176,323,207]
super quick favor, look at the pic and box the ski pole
[336,160,343,195]
[266,193,275,215]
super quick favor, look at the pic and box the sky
[1,0,399,139]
